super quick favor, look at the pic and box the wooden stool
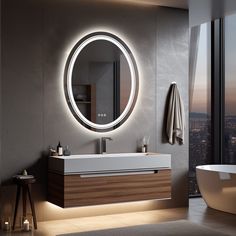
[12,176,37,230]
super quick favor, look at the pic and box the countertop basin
[48,152,171,175]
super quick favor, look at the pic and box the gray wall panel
[156,8,189,207]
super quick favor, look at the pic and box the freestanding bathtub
[196,165,236,214]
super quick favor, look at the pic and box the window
[189,23,212,196]
[189,14,236,197]
[224,14,236,164]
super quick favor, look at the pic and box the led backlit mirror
[64,32,139,132]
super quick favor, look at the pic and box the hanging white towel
[166,83,185,144]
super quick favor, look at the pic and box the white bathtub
[196,165,236,214]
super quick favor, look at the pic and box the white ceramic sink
[48,153,171,175]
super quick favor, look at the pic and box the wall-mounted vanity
[48,153,171,208]
[48,32,172,208]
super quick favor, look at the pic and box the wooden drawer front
[48,170,171,208]
[48,172,65,207]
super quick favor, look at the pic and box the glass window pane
[189,22,212,196]
[224,14,236,164]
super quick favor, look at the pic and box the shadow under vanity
[48,153,171,208]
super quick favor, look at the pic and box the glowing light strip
[67,34,137,130]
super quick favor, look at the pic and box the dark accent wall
[0,0,189,221]
[0,0,2,186]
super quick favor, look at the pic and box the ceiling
[116,0,188,9]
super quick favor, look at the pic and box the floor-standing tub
[196,165,236,214]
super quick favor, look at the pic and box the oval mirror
[64,32,139,132]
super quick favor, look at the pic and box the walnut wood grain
[48,170,171,208]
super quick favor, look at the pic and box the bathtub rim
[196,164,236,174]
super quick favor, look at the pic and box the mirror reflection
[72,40,131,125]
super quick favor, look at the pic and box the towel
[166,83,185,144]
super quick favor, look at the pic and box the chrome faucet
[101,137,113,154]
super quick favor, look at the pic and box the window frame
[211,19,225,164]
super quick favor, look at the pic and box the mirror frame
[64,32,139,132]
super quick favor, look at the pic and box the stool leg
[22,185,27,218]
[27,185,37,229]
[13,185,21,230]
